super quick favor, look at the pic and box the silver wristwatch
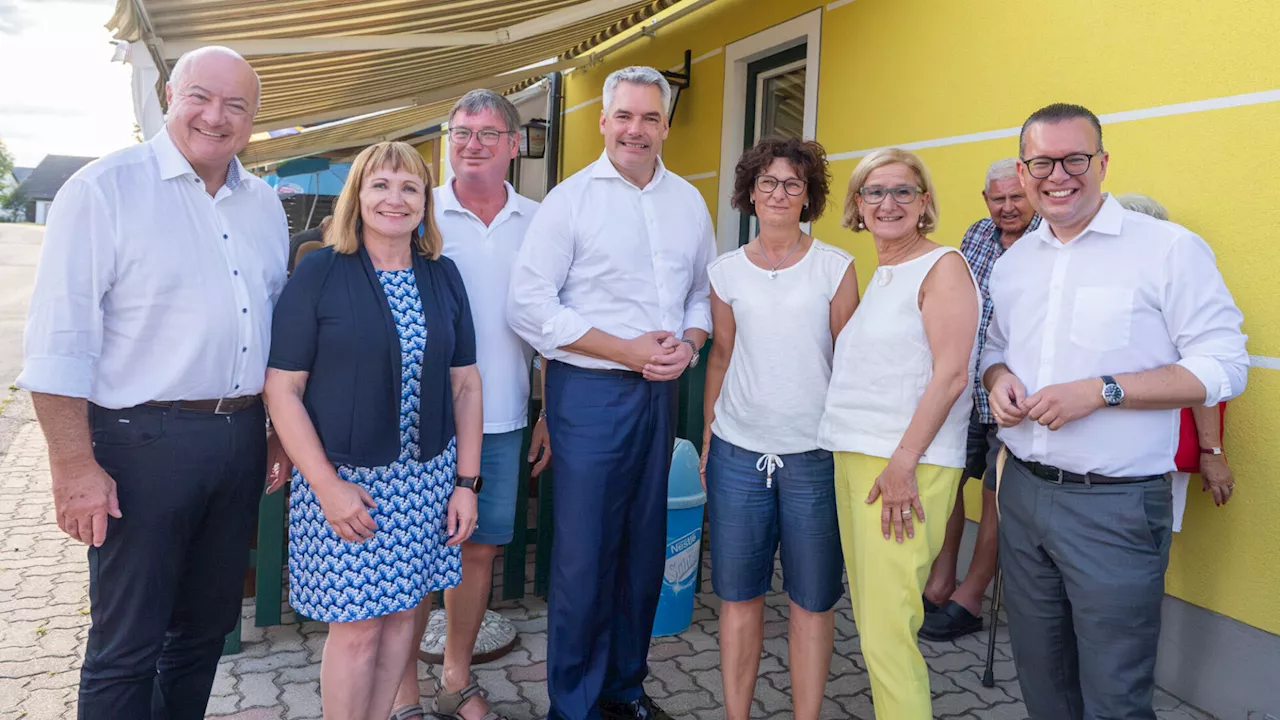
[681,338,700,368]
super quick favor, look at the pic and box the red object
[1175,403,1226,473]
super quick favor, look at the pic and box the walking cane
[982,567,1003,687]
[982,445,1010,688]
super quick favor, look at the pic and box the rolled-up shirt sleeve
[1162,231,1249,405]
[16,178,115,398]
[680,206,715,336]
[507,190,590,355]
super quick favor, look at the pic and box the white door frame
[715,9,822,253]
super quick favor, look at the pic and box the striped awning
[107,0,715,166]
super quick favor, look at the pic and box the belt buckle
[1052,466,1065,484]
[214,397,233,415]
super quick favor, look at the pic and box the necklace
[758,237,803,279]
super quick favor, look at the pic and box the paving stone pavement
[1,412,1217,719]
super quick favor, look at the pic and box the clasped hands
[622,331,693,382]
[989,373,1105,431]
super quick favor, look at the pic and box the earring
[857,220,865,229]
[917,217,925,229]
[751,198,755,204]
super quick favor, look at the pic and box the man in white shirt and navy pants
[17,47,290,719]
[508,66,716,720]
[981,103,1249,719]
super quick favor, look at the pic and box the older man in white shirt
[981,103,1248,720]
[508,66,715,720]
[17,47,289,720]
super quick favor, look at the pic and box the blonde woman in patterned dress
[264,142,483,720]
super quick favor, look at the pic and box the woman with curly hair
[700,136,860,720]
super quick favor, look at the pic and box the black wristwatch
[455,475,483,494]
[1100,375,1124,407]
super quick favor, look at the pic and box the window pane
[761,67,806,140]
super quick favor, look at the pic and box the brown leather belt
[143,395,262,415]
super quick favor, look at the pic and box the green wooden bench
[223,482,287,655]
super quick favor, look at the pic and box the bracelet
[896,445,924,457]
[538,408,547,420]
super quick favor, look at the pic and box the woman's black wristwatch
[455,475,483,494]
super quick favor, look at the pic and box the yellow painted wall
[560,0,1280,636]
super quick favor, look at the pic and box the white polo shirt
[437,179,539,433]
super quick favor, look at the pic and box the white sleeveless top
[817,246,979,468]
[708,240,853,454]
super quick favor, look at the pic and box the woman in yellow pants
[817,148,980,719]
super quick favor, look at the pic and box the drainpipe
[544,71,564,194]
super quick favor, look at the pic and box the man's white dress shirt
[980,195,1248,477]
[17,127,289,409]
[437,179,539,433]
[507,152,715,370]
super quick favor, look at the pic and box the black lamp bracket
[661,49,692,125]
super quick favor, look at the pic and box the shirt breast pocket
[1070,286,1134,352]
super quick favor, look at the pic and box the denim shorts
[705,435,844,612]
[471,429,524,546]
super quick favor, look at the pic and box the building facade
[555,1,1280,716]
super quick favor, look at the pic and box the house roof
[107,0,719,167]
[15,156,96,201]
[10,167,34,185]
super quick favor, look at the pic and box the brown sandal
[430,678,508,720]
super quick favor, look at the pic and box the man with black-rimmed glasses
[980,103,1248,719]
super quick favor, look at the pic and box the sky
[0,0,136,168]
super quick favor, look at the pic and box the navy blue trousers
[79,402,266,720]
[544,362,677,720]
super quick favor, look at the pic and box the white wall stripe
[827,0,857,10]
[683,171,717,181]
[1249,355,1280,371]
[827,87,1280,162]
[565,96,603,114]
[688,47,723,67]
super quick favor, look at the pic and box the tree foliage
[0,139,23,221]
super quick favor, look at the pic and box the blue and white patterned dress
[288,268,462,623]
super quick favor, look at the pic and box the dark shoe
[922,595,941,614]
[919,600,983,641]
[598,696,673,720]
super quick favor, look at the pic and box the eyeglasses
[755,175,807,197]
[859,185,923,204]
[1020,151,1102,179]
[448,127,514,147]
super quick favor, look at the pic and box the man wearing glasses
[393,89,552,720]
[980,103,1248,718]
[508,66,715,720]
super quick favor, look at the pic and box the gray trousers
[998,456,1173,720]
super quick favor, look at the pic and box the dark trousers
[79,402,266,720]
[544,362,677,720]
[998,455,1172,720]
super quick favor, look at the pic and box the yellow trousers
[834,452,961,720]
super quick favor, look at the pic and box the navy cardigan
[268,245,476,467]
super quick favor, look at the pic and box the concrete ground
[0,405,1216,720]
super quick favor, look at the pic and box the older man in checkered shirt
[920,157,1040,641]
